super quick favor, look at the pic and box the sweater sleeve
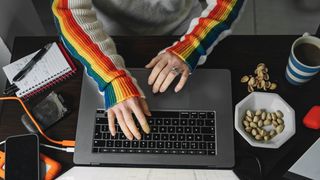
[52,0,144,109]
[166,0,246,72]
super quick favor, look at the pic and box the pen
[12,43,52,82]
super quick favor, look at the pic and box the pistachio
[255,134,262,141]
[241,75,250,83]
[250,122,257,128]
[261,112,266,120]
[270,83,277,90]
[276,125,285,134]
[251,129,257,136]
[276,110,283,118]
[263,119,271,126]
[246,116,253,122]
[245,127,252,133]
[271,113,277,121]
[246,110,253,118]
[258,120,263,127]
[277,118,284,125]
[264,135,270,141]
[255,109,262,116]
[270,130,276,137]
[253,116,259,123]
[243,120,250,127]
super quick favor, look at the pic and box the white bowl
[235,92,295,148]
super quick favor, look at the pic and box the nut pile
[242,109,285,141]
[241,63,277,92]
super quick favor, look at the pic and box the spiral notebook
[2,42,76,99]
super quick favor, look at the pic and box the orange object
[0,151,61,180]
[303,105,320,130]
[0,96,75,147]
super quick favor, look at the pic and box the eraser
[303,106,320,130]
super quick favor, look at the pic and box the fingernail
[147,111,152,116]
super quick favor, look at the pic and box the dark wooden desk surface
[0,36,319,180]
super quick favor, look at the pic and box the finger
[159,70,178,93]
[107,110,116,136]
[130,101,150,134]
[139,98,151,116]
[121,106,141,140]
[148,58,167,85]
[113,109,133,140]
[145,56,161,68]
[175,70,189,92]
[152,65,170,93]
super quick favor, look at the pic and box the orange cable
[0,97,75,147]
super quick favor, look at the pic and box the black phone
[5,134,40,180]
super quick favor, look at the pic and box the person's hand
[145,52,190,93]
[107,97,151,140]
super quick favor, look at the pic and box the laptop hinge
[90,162,100,166]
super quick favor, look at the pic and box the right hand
[107,97,151,140]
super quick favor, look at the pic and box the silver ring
[171,67,181,75]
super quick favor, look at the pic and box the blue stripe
[290,54,320,73]
[285,71,303,86]
[287,64,312,80]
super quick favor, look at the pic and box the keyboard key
[96,117,107,124]
[101,125,108,132]
[188,150,195,155]
[151,126,158,133]
[190,142,198,149]
[191,112,198,118]
[156,119,163,125]
[201,127,215,134]
[132,141,139,148]
[189,119,196,126]
[95,125,100,133]
[148,141,156,148]
[96,109,105,114]
[161,134,169,141]
[152,111,179,118]
[148,118,155,125]
[119,133,126,140]
[102,133,110,139]
[110,149,118,153]
[128,149,136,153]
[145,149,152,153]
[119,149,127,153]
[199,112,206,119]
[144,134,152,140]
[208,150,215,155]
[106,140,114,147]
[170,150,178,154]
[204,135,215,141]
[207,142,215,149]
[93,140,105,147]
[136,149,144,153]
[162,150,169,154]
[205,119,215,126]
[172,119,179,125]
[123,141,130,148]
[153,134,160,140]
[182,142,190,149]
[164,119,171,125]
[140,141,148,148]
[196,119,204,126]
[200,142,207,149]
[181,119,188,126]
[195,135,202,141]
[157,142,164,148]
[197,150,206,155]
[178,134,185,141]
[99,148,110,153]
[180,112,190,118]
[176,127,183,133]
[169,134,177,141]
[179,150,187,154]
[207,112,215,119]
[159,126,167,133]
[187,134,194,141]
[94,132,102,139]
[193,127,200,133]
[115,141,122,147]
[168,127,175,133]
[184,127,192,133]
[165,142,173,148]
[174,142,181,148]
[153,149,161,154]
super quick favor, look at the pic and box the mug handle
[316,24,320,38]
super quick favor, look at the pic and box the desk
[0,36,319,180]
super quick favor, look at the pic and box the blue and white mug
[285,32,320,85]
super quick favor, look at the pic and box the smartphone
[5,134,40,180]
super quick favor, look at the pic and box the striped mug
[285,33,320,85]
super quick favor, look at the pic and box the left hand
[145,52,190,93]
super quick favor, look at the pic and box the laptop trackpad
[130,69,190,110]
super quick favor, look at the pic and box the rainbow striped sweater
[52,0,244,109]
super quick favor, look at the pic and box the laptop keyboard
[92,110,216,156]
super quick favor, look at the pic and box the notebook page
[3,42,71,97]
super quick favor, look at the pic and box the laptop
[74,68,234,168]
